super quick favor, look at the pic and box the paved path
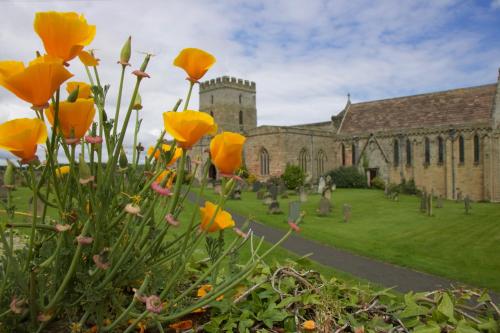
[189,193,500,303]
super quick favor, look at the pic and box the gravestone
[269,184,278,201]
[436,195,443,208]
[317,197,332,216]
[299,187,308,203]
[288,201,301,223]
[230,188,242,200]
[427,189,433,216]
[456,190,463,202]
[391,192,399,201]
[343,204,351,223]
[420,191,427,213]
[323,188,332,201]
[278,179,287,195]
[268,200,282,214]
[317,176,326,194]
[252,181,262,192]
[464,195,471,215]
[326,175,332,186]
[263,193,273,205]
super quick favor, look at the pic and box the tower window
[406,139,412,166]
[459,135,465,164]
[239,110,243,125]
[393,139,399,167]
[351,144,356,165]
[299,148,308,172]
[260,148,269,175]
[474,134,480,164]
[239,94,242,104]
[424,137,430,165]
[438,136,444,164]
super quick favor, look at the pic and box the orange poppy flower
[163,111,217,149]
[303,320,316,331]
[147,144,182,166]
[78,50,99,66]
[173,48,216,82]
[197,284,224,300]
[45,98,95,140]
[66,81,92,99]
[199,201,235,232]
[156,170,175,188]
[0,56,72,109]
[34,11,96,62]
[169,320,192,330]
[0,118,47,162]
[210,132,246,175]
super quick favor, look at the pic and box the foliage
[371,176,385,190]
[400,178,420,195]
[281,165,304,190]
[326,166,367,188]
[237,164,250,179]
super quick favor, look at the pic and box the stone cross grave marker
[343,204,351,223]
[317,176,326,194]
[288,201,301,223]
[317,197,332,216]
[323,188,332,201]
[325,175,332,186]
[464,195,471,215]
[268,200,282,214]
[299,186,308,203]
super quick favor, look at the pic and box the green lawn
[201,187,500,291]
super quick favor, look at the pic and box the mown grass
[201,187,500,291]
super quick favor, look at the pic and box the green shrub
[326,166,367,188]
[371,176,385,190]
[400,178,419,195]
[281,165,304,190]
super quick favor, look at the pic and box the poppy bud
[79,154,94,184]
[119,147,128,168]
[132,93,142,110]
[66,85,80,102]
[3,160,15,189]
[120,36,132,65]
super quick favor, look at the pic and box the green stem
[25,165,38,271]
[113,65,127,140]
[183,81,194,111]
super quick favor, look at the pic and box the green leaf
[437,293,455,322]
[413,322,441,333]
[477,291,492,303]
[277,295,300,308]
[477,318,499,333]
[455,320,480,333]
[238,319,254,333]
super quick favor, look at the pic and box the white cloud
[0,0,499,164]
[492,0,500,9]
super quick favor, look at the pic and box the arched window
[299,149,308,172]
[317,150,326,176]
[438,136,444,164]
[459,135,465,164]
[185,155,192,173]
[351,144,356,165]
[424,137,431,165]
[239,94,242,104]
[474,134,480,164]
[341,143,346,166]
[239,110,243,126]
[393,139,399,167]
[406,139,412,166]
[260,148,269,176]
[211,95,214,104]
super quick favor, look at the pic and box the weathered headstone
[299,186,308,203]
[230,188,242,200]
[420,191,427,213]
[278,179,287,195]
[288,201,301,222]
[317,176,326,194]
[343,204,351,223]
[252,181,262,192]
[326,175,332,186]
[256,189,266,200]
[436,195,443,208]
[317,197,332,216]
[263,193,273,206]
[464,195,471,214]
[323,188,332,201]
[268,200,282,214]
[269,184,278,200]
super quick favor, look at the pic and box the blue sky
[0,0,499,160]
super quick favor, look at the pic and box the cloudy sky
[0,0,499,160]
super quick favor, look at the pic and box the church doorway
[368,168,378,186]
[208,164,217,180]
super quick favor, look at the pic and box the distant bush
[371,176,385,190]
[281,165,304,190]
[400,178,419,195]
[326,166,367,188]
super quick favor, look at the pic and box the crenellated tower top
[200,76,256,92]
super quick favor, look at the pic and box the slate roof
[338,84,497,134]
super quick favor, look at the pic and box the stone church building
[189,71,500,202]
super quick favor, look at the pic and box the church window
[239,110,243,125]
[459,135,465,164]
[185,155,192,173]
[260,148,269,175]
[406,139,412,166]
[317,150,326,176]
[211,95,214,104]
[341,143,346,166]
[424,137,431,165]
[239,94,242,104]
[351,144,356,165]
[393,139,399,167]
[299,148,308,172]
[438,136,444,164]
[474,134,480,164]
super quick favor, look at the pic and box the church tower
[199,76,257,133]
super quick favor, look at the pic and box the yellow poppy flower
[56,165,70,177]
[0,118,47,162]
[156,170,175,188]
[0,56,73,108]
[78,50,99,66]
[302,320,316,331]
[66,81,92,99]
[210,132,246,175]
[197,284,212,298]
[34,11,96,62]
[199,201,235,232]
[147,144,182,166]
[162,111,217,149]
[173,48,216,81]
[45,98,95,140]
